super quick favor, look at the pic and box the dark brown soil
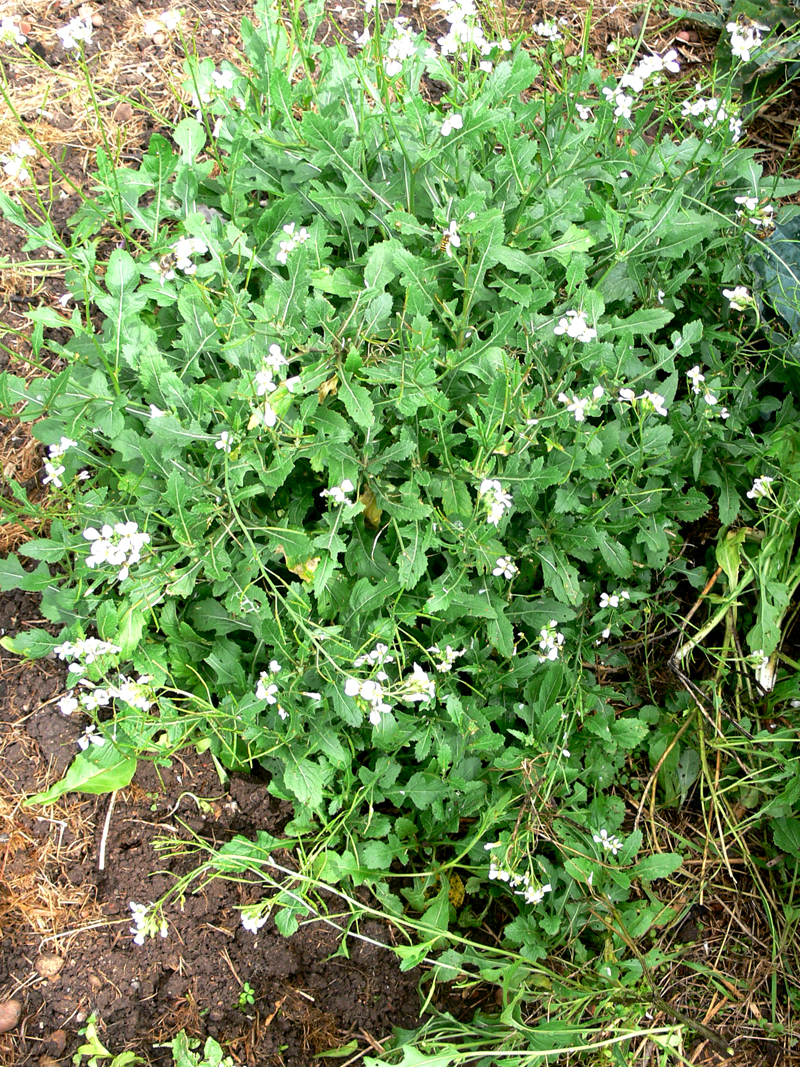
[0,590,423,1066]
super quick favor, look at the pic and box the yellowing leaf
[359,485,383,528]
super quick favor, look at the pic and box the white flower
[1,16,26,44]
[162,9,182,31]
[618,387,637,403]
[576,103,592,121]
[269,660,282,673]
[478,478,513,526]
[720,407,730,419]
[80,687,111,712]
[215,431,233,453]
[354,27,370,46]
[148,404,166,418]
[57,15,93,49]
[723,286,753,311]
[532,20,561,39]
[129,901,167,945]
[276,222,310,264]
[553,310,596,343]
[642,391,668,416]
[54,637,121,664]
[441,113,463,136]
[265,343,288,370]
[285,375,301,393]
[77,725,105,750]
[726,19,768,63]
[321,478,355,506]
[58,695,80,716]
[401,663,436,704]
[241,909,268,934]
[427,644,465,673]
[746,475,775,500]
[253,402,277,429]
[172,236,207,274]
[492,556,518,579]
[211,68,235,92]
[110,675,153,712]
[599,592,619,609]
[255,368,276,395]
[520,882,552,906]
[47,434,79,456]
[42,462,65,487]
[441,220,460,257]
[686,365,705,395]
[256,673,279,703]
[537,620,565,663]
[735,195,759,213]
[83,523,150,581]
[593,828,623,855]
[2,139,36,184]
[558,393,589,422]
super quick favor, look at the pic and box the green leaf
[18,539,66,563]
[173,117,207,161]
[0,628,59,659]
[338,371,374,430]
[0,555,53,592]
[26,745,137,805]
[632,852,683,882]
[597,533,633,578]
[283,758,326,808]
[773,818,800,857]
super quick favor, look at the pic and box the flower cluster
[384,17,416,76]
[618,388,668,417]
[240,906,268,935]
[83,522,151,581]
[151,236,208,283]
[492,556,517,580]
[345,676,392,724]
[112,674,155,711]
[537,620,565,663]
[2,139,35,184]
[1,16,25,44]
[593,828,622,855]
[601,49,679,121]
[681,96,742,142]
[532,20,562,40]
[276,222,309,265]
[723,286,753,311]
[57,15,93,49]
[554,310,596,343]
[746,475,775,501]
[215,431,234,453]
[433,0,510,71]
[401,663,436,703]
[427,644,465,672]
[726,18,768,63]
[685,366,729,418]
[54,637,121,670]
[599,589,630,609]
[353,643,394,671]
[558,385,604,423]
[41,435,78,488]
[478,478,513,526]
[321,478,356,506]
[130,901,168,946]
[735,195,775,231]
[256,661,285,716]
[486,848,553,905]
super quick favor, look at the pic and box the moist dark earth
[0,594,424,1066]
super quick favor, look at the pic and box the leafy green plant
[2,0,800,1051]
[72,1015,145,1067]
[157,1031,235,1067]
[236,981,255,1011]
